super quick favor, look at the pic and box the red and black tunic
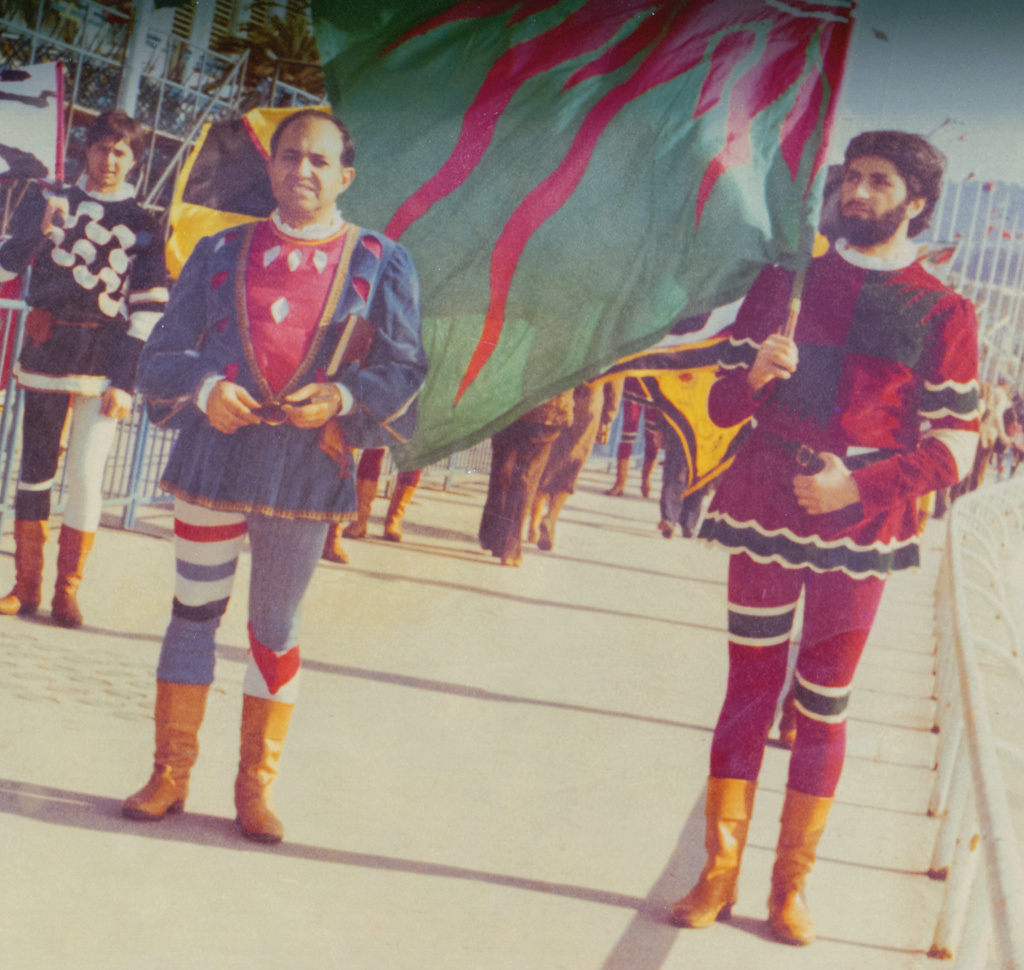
[699,244,980,579]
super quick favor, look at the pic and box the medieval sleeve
[136,235,218,424]
[334,242,428,449]
[706,265,791,428]
[0,181,47,282]
[104,208,170,393]
[852,294,980,517]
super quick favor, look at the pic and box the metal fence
[0,0,327,222]
[920,178,1024,389]
[927,474,1024,967]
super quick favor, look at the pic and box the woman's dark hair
[86,110,146,162]
[270,109,355,168]
[844,130,946,237]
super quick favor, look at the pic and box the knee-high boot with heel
[0,520,49,616]
[51,525,94,628]
[767,787,834,945]
[122,681,210,820]
[234,694,294,843]
[670,777,758,928]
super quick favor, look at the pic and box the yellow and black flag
[166,106,332,278]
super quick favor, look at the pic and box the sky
[827,0,1024,182]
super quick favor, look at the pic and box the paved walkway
[0,465,947,970]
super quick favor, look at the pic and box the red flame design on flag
[384,0,852,403]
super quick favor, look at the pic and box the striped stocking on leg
[710,554,803,782]
[156,499,247,686]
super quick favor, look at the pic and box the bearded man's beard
[838,199,911,246]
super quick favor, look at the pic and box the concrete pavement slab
[0,466,948,969]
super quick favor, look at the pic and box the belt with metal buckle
[767,433,896,472]
[768,435,827,472]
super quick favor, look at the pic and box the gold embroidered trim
[158,481,356,522]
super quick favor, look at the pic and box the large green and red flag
[312,0,854,469]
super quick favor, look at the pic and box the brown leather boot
[0,520,49,616]
[51,526,94,628]
[767,788,834,945]
[122,681,210,820]
[321,523,349,564]
[343,477,377,539]
[670,777,758,928]
[235,694,294,843]
[383,483,417,542]
[605,458,629,496]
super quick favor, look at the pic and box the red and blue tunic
[699,243,980,578]
[137,217,427,521]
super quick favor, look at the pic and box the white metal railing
[928,475,1024,967]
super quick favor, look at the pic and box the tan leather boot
[767,788,834,945]
[670,777,758,928]
[383,483,417,542]
[605,458,629,496]
[321,523,349,564]
[51,525,94,628]
[343,477,377,539]
[0,520,49,616]
[122,681,210,820]
[235,694,294,843]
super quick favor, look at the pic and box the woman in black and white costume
[0,110,168,627]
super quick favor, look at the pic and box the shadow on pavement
[215,643,718,736]
[0,777,650,912]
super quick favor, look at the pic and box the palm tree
[213,6,323,99]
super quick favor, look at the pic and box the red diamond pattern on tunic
[353,277,370,303]
[361,236,382,260]
[212,270,229,291]
[245,222,349,393]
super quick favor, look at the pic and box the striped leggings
[710,552,886,797]
[155,498,329,704]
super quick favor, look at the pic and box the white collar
[271,208,346,240]
[75,172,138,202]
[836,236,918,271]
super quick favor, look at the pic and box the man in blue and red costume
[122,110,427,842]
[670,131,979,944]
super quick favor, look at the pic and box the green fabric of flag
[312,0,854,469]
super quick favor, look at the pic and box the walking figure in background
[479,391,573,566]
[605,377,660,497]
[672,131,979,945]
[528,379,617,551]
[321,446,421,563]
[122,111,427,842]
[0,110,168,627]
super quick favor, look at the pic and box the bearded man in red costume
[671,131,979,945]
[122,111,427,842]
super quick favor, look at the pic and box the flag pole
[782,221,815,340]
